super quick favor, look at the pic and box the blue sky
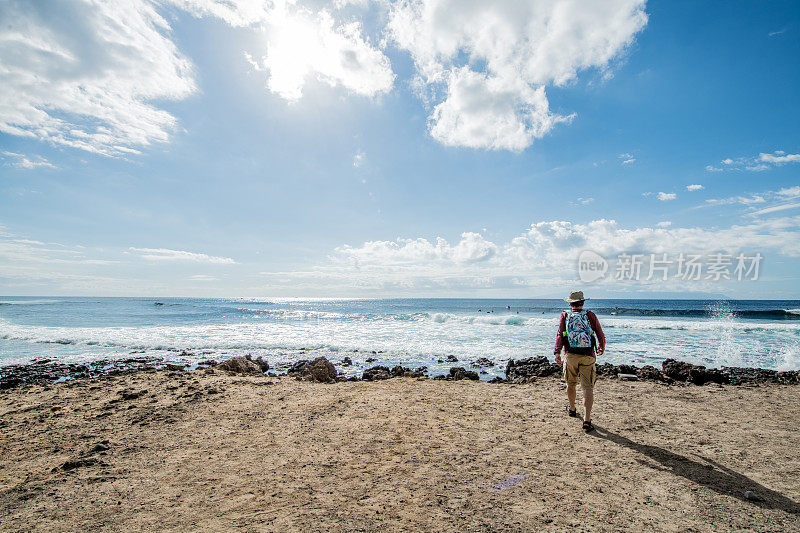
[1,0,799,298]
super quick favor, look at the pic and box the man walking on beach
[554,290,605,432]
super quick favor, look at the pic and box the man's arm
[587,311,605,355]
[554,312,566,356]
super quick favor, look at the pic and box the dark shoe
[566,406,577,417]
[582,420,595,432]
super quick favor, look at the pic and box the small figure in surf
[554,290,606,432]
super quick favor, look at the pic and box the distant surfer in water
[554,290,606,432]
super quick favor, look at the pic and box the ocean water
[1,297,799,379]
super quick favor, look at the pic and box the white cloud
[686,184,704,191]
[708,150,800,172]
[242,3,394,101]
[353,150,366,167]
[702,186,800,216]
[128,247,236,264]
[427,67,571,151]
[619,153,635,165]
[259,216,800,292]
[1,151,57,170]
[657,192,676,201]
[0,0,393,156]
[0,0,196,157]
[759,151,800,165]
[569,197,594,207]
[388,0,648,151]
[188,274,219,281]
[657,221,672,227]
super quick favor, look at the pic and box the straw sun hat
[564,290,589,304]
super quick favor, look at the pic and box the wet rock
[341,357,353,366]
[445,355,459,362]
[432,374,448,380]
[488,376,507,384]
[362,366,391,381]
[165,364,185,371]
[214,356,264,376]
[197,360,217,366]
[287,360,310,375]
[390,365,406,377]
[471,357,495,368]
[776,370,800,385]
[365,357,377,363]
[449,367,479,381]
[506,356,560,383]
[301,357,337,383]
[724,366,777,385]
[253,356,270,372]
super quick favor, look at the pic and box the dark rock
[301,357,337,383]
[214,356,264,376]
[365,357,377,363]
[636,365,666,382]
[415,366,428,374]
[449,367,479,381]
[724,366,777,385]
[165,364,185,371]
[197,360,217,366]
[662,359,729,385]
[390,365,406,377]
[287,360,309,375]
[471,357,495,368]
[341,357,353,366]
[488,376,507,384]
[445,355,459,362]
[777,370,800,385]
[596,363,618,376]
[616,364,639,375]
[253,356,270,372]
[0,377,22,390]
[362,366,391,381]
[432,374,448,380]
[661,359,696,382]
[505,356,560,383]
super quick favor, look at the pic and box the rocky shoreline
[2,353,798,390]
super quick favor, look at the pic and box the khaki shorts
[563,353,596,390]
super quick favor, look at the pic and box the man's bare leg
[566,383,577,411]
[583,388,594,422]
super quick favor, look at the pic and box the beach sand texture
[1,371,798,532]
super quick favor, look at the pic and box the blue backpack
[563,310,595,356]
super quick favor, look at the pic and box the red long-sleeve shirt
[554,310,605,356]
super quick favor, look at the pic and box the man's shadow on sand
[589,425,800,515]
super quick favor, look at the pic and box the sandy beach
[1,368,798,532]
